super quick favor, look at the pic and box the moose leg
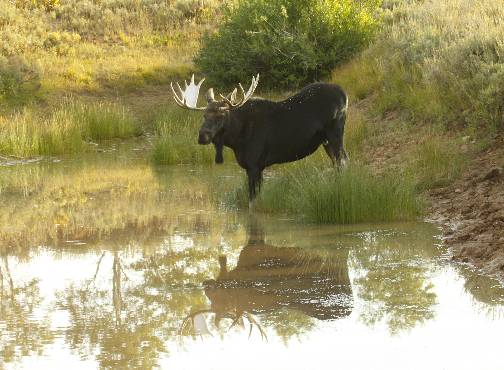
[246,168,263,208]
[214,142,224,164]
[323,143,336,166]
[327,110,348,167]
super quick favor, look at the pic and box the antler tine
[245,312,268,341]
[178,309,214,336]
[221,74,260,108]
[170,74,207,111]
[219,88,238,106]
[170,82,185,108]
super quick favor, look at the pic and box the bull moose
[171,75,349,205]
[179,216,352,339]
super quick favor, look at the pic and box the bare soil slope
[429,138,504,279]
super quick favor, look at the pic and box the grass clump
[73,102,141,140]
[196,0,381,89]
[218,160,422,224]
[295,164,421,224]
[0,101,139,157]
[151,106,215,165]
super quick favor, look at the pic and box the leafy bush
[0,56,40,98]
[195,0,381,88]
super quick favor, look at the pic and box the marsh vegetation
[2,0,499,223]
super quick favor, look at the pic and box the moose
[179,217,352,339]
[171,74,349,204]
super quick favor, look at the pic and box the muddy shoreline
[428,139,504,280]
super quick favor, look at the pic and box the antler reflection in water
[180,309,267,341]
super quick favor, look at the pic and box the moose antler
[171,74,260,111]
[170,74,206,110]
[179,309,213,336]
[179,308,267,341]
[219,74,260,108]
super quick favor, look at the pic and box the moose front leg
[214,142,224,164]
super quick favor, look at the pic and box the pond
[1,143,504,370]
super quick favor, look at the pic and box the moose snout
[198,130,212,145]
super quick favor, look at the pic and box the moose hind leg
[246,168,263,207]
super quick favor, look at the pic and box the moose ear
[206,88,216,103]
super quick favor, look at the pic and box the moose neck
[220,109,243,151]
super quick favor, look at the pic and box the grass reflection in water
[1,154,504,369]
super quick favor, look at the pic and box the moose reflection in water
[180,217,353,338]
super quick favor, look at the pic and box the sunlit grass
[73,102,141,140]
[332,0,504,133]
[151,105,234,165]
[0,101,139,157]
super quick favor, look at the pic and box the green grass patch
[217,161,423,224]
[72,102,141,140]
[0,101,139,157]
[151,106,218,165]
[408,135,466,190]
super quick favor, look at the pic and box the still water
[1,144,504,370]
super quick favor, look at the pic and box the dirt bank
[352,101,504,280]
[428,138,504,279]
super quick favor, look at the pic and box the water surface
[1,145,504,370]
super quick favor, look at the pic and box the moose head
[170,74,259,163]
[170,74,259,144]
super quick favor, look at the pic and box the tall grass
[74,102,140,140]
[0,101,139,157]
[218,161,422,224]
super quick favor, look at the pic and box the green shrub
[195,0,381,89]
[0,56,40,99]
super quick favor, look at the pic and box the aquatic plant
[217,160,422,224]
